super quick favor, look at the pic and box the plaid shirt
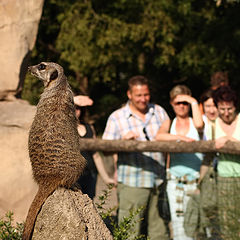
[102,102,169,188]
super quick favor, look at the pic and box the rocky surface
[32,188,113,240]
[0,100,38,223]
[0,0,44,97]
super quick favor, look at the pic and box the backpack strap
[211,120,216,141]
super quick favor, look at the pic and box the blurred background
[19,0,240,133]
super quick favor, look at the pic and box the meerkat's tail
[22,184,57,240]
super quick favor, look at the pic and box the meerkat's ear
[50,70,58,80]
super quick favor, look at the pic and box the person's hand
[215,136,229,149]
[104,177,116,186]
[74,95,93,106]
[178,135,196,142]
[122,131,139,140]
[174,95,197,105]
[113,169,118,185]
[194,188,200,195]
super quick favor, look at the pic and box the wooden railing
[79,139,240,155]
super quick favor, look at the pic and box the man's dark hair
[212,86,238,107]
[128,75,149,91]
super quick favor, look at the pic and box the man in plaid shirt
[102,75,169,239]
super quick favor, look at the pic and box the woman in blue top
[156,85,204,240]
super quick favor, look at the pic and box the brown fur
[22,62,86,240]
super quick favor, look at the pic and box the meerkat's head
[28,62,64,88]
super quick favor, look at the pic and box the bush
[0,186,147,240]
[0,212,24,240]
[96,184,149,240]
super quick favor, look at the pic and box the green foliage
[56,0,179,82]
[56,0,240,88]
[23,0,240,132]
[95,184,117,220]
[96,184,149,240]
[0,212,23,240]
[21,73,43,105]
[112,207,148,240]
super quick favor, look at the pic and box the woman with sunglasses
[155,85,204,240]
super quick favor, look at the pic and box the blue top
[169,118,203,180]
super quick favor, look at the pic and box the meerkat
[22,62,86,240]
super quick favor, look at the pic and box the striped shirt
[102,102,169,188]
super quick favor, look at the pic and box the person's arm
[155,119,176,141]
[113,153,118,185]
[191,100,204,132]
[176,94,204,132]
[122,131,139,140]
[155,119,195,142]
[193,164,210,194]
[74,95,93,106]
[198,165,209,184]
[91,125,115,185]
[92,152,115,185]
[197,150,216,190]
[102,115,118,155]
[215,135,239,149]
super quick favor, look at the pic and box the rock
[0,0,44,97]
[0,100,38,223]
[32,188,113,240]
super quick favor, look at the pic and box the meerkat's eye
[38,64,46,71]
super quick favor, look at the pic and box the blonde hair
[169,85,192,101]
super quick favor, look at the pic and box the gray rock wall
[0,100,38,223]
[0,0,44,221]
[0,0,44,95]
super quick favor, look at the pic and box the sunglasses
[174,101,189,106]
